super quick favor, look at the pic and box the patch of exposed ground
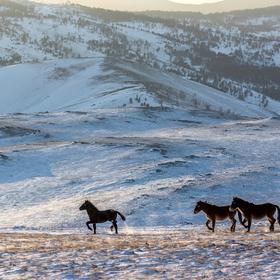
[1,229,280,279]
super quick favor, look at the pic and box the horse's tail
[116,211,126,221]
[274,205,280,225]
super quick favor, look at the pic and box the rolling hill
[0,57,278,117]
[37,0,280,13]
[1,2,280,278]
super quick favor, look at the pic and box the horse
[194,201,242,232]
[79,200,126,234]
[230,197,280,232]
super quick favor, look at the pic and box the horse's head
[230,197,241,211]
[194,201,203,214]
[79,200,91,211]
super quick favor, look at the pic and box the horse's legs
[212,219,216,232]
[93,223,97,234]
[229,212,237,232]
[230,217,237,232]
[110,224,114,232]
[237,211,248,228]
[246,218,252,232]
[113,220,118,234]
[268,215,276,232]
[206,220,213,231]
[242,218,248,228]
[86,221,92,231]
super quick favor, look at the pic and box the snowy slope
[1,102,280,278]
[35,0,280,13]
[0,110,280,232]
[1,58,279,117]
[2,230,280,279]
[1,1,280,105]
[0,2,279,231]
[0,58,157,113]
[1,3,280,279]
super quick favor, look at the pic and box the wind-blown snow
[1,229,280,279]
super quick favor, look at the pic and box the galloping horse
[194,201,242,232]
[79,200,126,234]
[230,197,280,232]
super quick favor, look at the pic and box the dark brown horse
[230,197,280,232]
[79,200,126,234]
[194,201,242,232]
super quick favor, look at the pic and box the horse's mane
[86,200,99,211]
[235,197,254,206]
[200,201,215,207]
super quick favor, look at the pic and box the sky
[31,0,280,13]
[172,0,220,3]
[34,0,222,4]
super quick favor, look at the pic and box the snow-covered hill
[1,58,279,117]
[1,96,280,277]
[1,1,280,102]
[36,0,280,13]
[0,0,280,234]
[0,58,157,113]
[0,0,280,229]
[1,108,280,232]
[1,3,280,278]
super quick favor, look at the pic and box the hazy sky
[35,0,222,4]
[32,0,279,13]
[172,0,219,3]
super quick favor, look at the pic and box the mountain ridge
[1,1,280,112]
[34,0,280,13]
